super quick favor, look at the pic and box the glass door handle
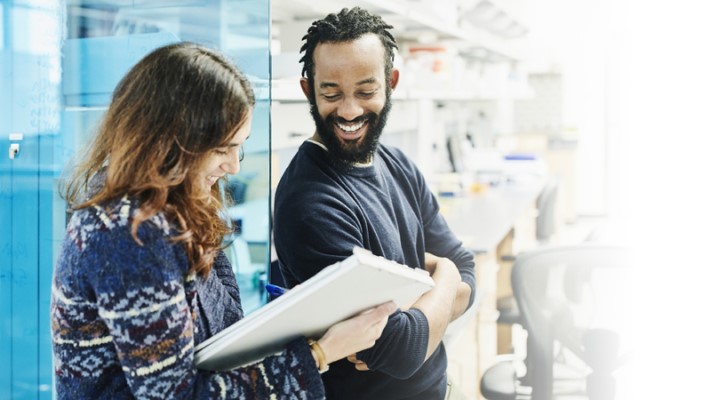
[8,133,22,160]
[9,143,20,159]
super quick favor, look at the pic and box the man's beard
[309,94,392,170]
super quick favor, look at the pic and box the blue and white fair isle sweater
[50,195,324,399]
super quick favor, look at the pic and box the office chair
[481,244,630,400]
[534,177,560,245]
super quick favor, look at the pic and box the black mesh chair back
[512,244,631,400]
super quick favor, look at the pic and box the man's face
[304,34,395,168]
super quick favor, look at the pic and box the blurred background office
[1,0,709,399]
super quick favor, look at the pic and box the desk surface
[438,177,545,254]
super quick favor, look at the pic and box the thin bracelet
[308,339,329,373]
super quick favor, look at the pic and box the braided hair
[299,7,398,93]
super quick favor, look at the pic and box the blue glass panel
[1,4,13,396]
[1,2,65,399]
[63,32,180,107]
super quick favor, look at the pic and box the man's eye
[359,91,376,98]
[322,94,341,101]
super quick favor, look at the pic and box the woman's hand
[313,301,397,368]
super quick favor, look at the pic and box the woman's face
[198,111,253,192]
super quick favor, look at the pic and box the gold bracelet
[308,339,329,373]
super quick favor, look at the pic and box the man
[274,7,475,400]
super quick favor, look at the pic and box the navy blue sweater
[274,141,476,400]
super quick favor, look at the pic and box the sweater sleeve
[356,309,430,378]
[86,221,324,399]
[209,250,244,326]
[275,194,430,379]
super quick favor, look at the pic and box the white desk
[438,177,545,254]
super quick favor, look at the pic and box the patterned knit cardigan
[50,196,324,399]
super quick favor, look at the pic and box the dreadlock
[299,7,398,91]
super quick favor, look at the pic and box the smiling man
[303,31,393,170]
[273,7,476,400]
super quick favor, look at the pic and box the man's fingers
[347,354,370,370]
[354,361,370,371]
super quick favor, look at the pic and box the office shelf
[272,0,527,61]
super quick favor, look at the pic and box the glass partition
[0,1,271,398]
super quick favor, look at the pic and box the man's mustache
[328,113,377,126]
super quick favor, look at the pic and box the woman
[50,42,394,399]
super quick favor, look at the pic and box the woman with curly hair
[51,41,394,399]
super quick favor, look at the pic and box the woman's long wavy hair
[62,42,255,277]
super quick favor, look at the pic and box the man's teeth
[337,121,365,133]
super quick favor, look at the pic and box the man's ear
[389,68,400,90]
[300,77,311,100]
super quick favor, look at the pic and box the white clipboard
[194,247,434,371]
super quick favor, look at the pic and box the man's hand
[424,252,471,321]
[347,354,370,371]
[408,252,464,359]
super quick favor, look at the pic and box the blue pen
[265,283,288,298]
